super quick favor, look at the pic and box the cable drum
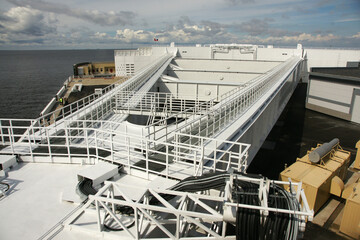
[309,138,339,164]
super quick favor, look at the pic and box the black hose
[234,177,302,240]
[103,213,135,231]
[77,178,97,197]
[0,182,10,195]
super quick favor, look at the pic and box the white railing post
[9,121,15,154]
[64,122,72,163]
[110,132,114,164]
[27,125,34,162]
[95,130,99,162]
[46,127,53,163]
[85,128,90,165]
[146,140,149,179]
[0,120,3,145]
[164,144,169,178]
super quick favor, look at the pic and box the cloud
[352,32,360,39]
[93,32,108,38]
[0,6,56,45]
[7,0,136,26]
[225,0,255,6]
[241,32,360,48]
[335,18,360,23]
[115,29,152,42]
[232,18,300,38]
[59,16,360,48]
[0,6,55,36]
[115,17,237,44]
[234,18,272,36]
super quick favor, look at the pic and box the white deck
[0,161,180,240]
[0,163,85,240]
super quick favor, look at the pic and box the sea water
[0,49,115,119]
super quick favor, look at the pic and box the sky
[0,0,359,49]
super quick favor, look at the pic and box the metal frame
[146,57,302,142]
[31,53,174,128]
[65,177,313,239]
[0,118,250,180]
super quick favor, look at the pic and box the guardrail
[145,56,302,142]
[114,91,215,123]
[34,53,173,129]
[0,118,250,179]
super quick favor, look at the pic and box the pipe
[309,138,339,164]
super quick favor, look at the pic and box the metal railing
[0,54,302,181]
[146,56,302,142]
[115,91,215,120]
[0,118,250,179]
[33,53,173,129]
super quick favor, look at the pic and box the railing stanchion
[85,127,90,165]
[166,145,169,178]
[9,121,14,154]
[95,130,99,163]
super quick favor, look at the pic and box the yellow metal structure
[330,176,344,197]
[354,140,360,170]
[280,142,350,213]
[340,181,360,239]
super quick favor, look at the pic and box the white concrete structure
[305,49,360,69]
[306,72,360,123]
[4,42,360,239]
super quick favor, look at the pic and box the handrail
[34,53,173,129]
[0,118,250,178]
[145,56,302,142]
[114,91,215,116]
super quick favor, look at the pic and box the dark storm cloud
[7,0,136,26]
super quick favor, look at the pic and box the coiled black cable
[0,182,10,195]
[76,178,135,231]
[234,178,300,240]
[77,179,97,197]
[75,171,300,238]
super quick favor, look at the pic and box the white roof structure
[4,42,359,239]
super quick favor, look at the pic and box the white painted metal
[64,177,313,239]
[77,161,119,186]
[0,155,17,171]
[351,90,360,123]
[308,79,355,114]
[0,118,250,180]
